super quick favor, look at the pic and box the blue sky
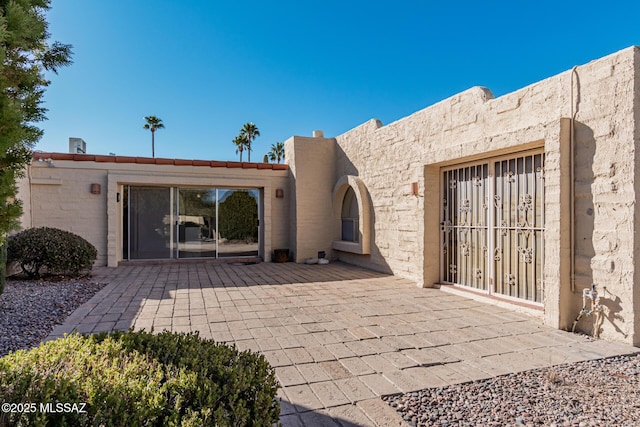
[39,0,640,161]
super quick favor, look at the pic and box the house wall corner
[286,135,336,262]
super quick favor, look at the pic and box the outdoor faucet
[571,283,605,338]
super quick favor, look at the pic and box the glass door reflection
[128,186,172,259]
[217,189,259,257]
[176,188,217,258]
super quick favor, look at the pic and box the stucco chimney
[312,130,324,138]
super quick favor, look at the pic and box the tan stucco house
[17,46,640,346]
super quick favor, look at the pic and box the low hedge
[7,227,97,278]
[0,331,280,426]
[0,241,6,295]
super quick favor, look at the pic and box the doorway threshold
[119,257,262,266]
[435,283,543,319]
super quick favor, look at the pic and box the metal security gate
[441,151,545,303]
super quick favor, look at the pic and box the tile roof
[32,152,288,170]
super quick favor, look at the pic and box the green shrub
[218,191,259,242]
[0,330,280,427]
[0,240,6,295]
[7,227,97,278]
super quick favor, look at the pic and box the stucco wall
[27,166,109,264]
[332,46,640,345]
[286,136,336,262]
[21,158,290,267]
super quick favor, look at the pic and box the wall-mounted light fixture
[116,192,121,202]
[275,188,284,198]
[90,183,101,195]
[38,158,54,167]
[411,182,419,196]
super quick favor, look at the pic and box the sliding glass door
[177,188,217,258]
[123,186,259,261]
[127,186,172,259]
[218,189,259,257]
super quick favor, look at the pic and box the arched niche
[332,175,371,254]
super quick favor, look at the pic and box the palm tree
[143,116,165,158]
[239,122,260,162]
[233,135,248,162]
[268,141,285,163]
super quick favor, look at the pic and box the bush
[218,191,258,242]
[0,241,6,295]
[7,227,97,278]
[0,330,280,427]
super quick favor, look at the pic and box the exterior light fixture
[90,183,101,195]
[38,158,54,167]
[275,189,284,198]
[411,182,419,196]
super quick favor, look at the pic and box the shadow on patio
[47,262,639,426]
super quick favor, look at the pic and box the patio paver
[48,262,640,426]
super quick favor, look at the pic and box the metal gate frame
[440,150,545,304]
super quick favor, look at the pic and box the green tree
[239,122,260,162]
[143,115,164,158]
[0,0,72,292]
[232,134,248,162]
[218,191,258,242]
[267,141,285,163]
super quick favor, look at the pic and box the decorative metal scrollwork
[458,199,470,226]
[459,199,470,213]
[500,220,508,236]
[441,155,544,302]
[518,247,533,264]
[460,241,470,256]
[493,247,502,261]
[518,194,532,212]
[493,194,502,209]
[517,227,531,239]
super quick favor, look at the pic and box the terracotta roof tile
[135,157,155,164]
[114,156,136,163]
[154,158,174,165]
[32,152,288,171]
[94,155,114,162]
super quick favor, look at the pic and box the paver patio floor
[49,262,639,426]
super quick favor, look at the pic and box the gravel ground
[384,354,640,427]
[0,277,106,357]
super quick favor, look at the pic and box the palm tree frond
[143,115,165,158]
[268,141,285,163]
[239,122,260,162]
[232,134,248,161]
